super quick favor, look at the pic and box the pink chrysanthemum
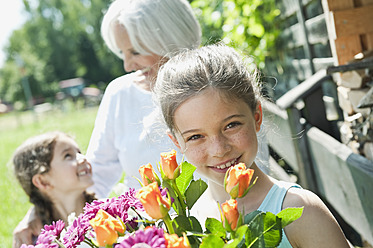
[35,220,65,245]
[116,226,166,248]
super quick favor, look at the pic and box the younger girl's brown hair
[12,131,95,225]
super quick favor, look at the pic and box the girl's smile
[170,88,262,185]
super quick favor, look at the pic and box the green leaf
[173,215,203,234]
[176,161,196,195]
[224,225,248,248]
[162,180,182,215]
[276,207,304,227]
[205,218,226,238]
[173,215,191,236]
[244,210,262,224]
[185,179,208,209]
[245,212,282,248]
[189,216,203,233]
[200,234,225,248]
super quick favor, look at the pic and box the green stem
[163,214,175,234]
[54,239,66,248]
[171,180,187,216]
[83,235,99,247]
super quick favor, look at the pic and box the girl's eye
[187,134,203,141]
[64,153,72,159]
[226,121,241,130]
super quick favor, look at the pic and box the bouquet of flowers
[21,150,303,248]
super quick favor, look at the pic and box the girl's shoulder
[282,187,351,247]
[283,186,324,210]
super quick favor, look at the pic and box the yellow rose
[136,182,171,219]
[224,163,254,199]
[221,199,239,230]
[160,149,180,180]
[89,209,124,247]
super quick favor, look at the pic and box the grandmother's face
[113,23,166,83]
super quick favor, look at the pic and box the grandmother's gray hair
[153,44,262,135]
[101,0,201,59]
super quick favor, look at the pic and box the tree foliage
[0,0,279,106]
[191,0,280,69]
[0,0,123,105]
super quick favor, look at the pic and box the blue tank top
[257,180,301,248]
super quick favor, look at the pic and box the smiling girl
[12,131,96,243]
[153,44,352,248]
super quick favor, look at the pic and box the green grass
[0,103,98,248]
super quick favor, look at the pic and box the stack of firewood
[336,54,373,160]
[322,0,373,160]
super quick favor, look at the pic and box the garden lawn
[0,105,98,248]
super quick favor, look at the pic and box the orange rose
[164,233,191,248]
[160,149,180,180]
[136,182,171,219]
[139,163,160,186]
[221,199,239,230]
[224,163,254,199]
[89,209,124,247]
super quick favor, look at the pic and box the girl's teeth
[216,159,236,169]
[78,171,87,176]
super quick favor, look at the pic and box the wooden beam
[361,32,373,51]
[334,36,363,64]
[332,5,373,38]
[354,0,373,7]
[322,0,354,11]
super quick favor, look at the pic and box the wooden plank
[354,0,373,6]
[305,14,329,45]
[322,0,354,11]
[334,35,362,64]
[276,69,330,110]
[313,57,335,71]
[291,59,313,80]
[321,0,356,65]
[262,101,300,172]
[278,0,301,19]
[307,127,373,245]
[361,32,373,51]
[332,6,373,38]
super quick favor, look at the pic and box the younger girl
[12,131,96,244]
[153,44,351,247]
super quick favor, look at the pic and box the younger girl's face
[170,88,262,186]
[44,135,93,194]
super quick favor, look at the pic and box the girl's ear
[255,102,263,132]
[167,130,182,152]
[32,174,52,191]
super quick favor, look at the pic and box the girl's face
[113,23,165,83]
[44,135,93,194]
[170,88,262,186]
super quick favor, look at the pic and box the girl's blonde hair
[101,0,201,59]
[12,131,95,224]
[153,44,262,134]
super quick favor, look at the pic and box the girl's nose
[210,135,231,158]
[76,153,86,164]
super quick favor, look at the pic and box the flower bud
[139,163,160,186]
[160,149,180,180]
[136,182,171,220]
[89,209,124,247]
[224,163,254,199]
[221,199,239,231]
